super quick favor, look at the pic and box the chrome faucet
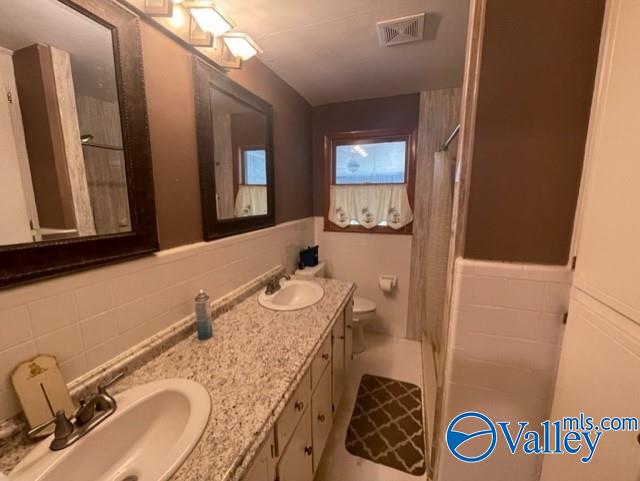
[27,372,124,451]
[265,273,291,295]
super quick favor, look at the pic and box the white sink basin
[258,280,324,311]
[10,379,211,481]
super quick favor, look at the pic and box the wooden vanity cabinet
[311,365,333,472]
[242,294,353,481]
[276,370,311,451]
[331,311,345,411]
[311,335,331,390]
[344,298,354,377]
[278,407,313,481]
[243,437,272,481]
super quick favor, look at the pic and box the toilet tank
[295,262,326,278]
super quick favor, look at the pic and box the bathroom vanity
[243,290,354,481]
[0,274,355,481]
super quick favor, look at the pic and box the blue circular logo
[446,411,497,463]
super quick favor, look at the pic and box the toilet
[352,296,376,354]
[294,262,327,279]
[294,262,377,354]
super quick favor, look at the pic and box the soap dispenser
[195,290,213,341]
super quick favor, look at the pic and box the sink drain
[121,476,138,481]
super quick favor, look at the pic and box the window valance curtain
[328,184,413,230]
[235,185,267,217]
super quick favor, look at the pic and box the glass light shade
[223,34,261,60]
[190,7,232,36]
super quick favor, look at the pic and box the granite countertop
[0,276,355,481]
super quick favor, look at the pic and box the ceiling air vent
[377,13,425,47]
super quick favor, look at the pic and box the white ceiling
[215,0,470,106]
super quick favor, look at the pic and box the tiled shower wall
[0,218,314,422]
[438,259,572,481]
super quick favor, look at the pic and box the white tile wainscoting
[437,259,572,481]
[0,218,314,422]
[313,217,412,338]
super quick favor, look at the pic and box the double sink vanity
[0,0,354,479]
[1,274,355,481]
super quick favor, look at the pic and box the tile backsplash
[438,258,572,481]
[0,218,314,422]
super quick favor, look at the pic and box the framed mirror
[0,0,158,288]
[193,57,275,240]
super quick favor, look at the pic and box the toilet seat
[352,297,376,354]
[353,296,376,315]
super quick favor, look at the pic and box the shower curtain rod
[441,124,460,151]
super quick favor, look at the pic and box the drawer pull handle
[318,414,326,423]
[304,446,313,456]
[322,353,329,361]
[294,401,304,411]
[346,324,352,330]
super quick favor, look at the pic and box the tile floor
[315,332,427,481]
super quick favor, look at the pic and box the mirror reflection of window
[242,148,267,185]
[235,147,267,218]
[0,0,128,247]
[209,86,269,220]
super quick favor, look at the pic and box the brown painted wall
[141,25,202,249]
[228,61,313,224]
[140,22,313,249]
[311,94,420,216]
[464,0,605,264]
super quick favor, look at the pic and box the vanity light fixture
[223,33,262,60]
[187,2,234,36]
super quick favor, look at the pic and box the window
[241,147,267,185]
[324,128,416,234]
[335,141,407,184]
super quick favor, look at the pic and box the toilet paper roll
[379,276,394,293]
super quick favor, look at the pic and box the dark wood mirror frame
[193,57,276,241]
[0,0,158,289]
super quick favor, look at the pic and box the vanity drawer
[311,335,331,391]
[276,370,311,452]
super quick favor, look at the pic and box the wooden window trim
[323,127,417,235]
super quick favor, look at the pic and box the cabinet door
[311,335,331,391]
[541,292,640,480]
[332,313,345,411]
[344,297,354,376]
[311,365,333,472]
[277,408,313,481]
[276,370,311,452]
[242,438,270,481]
[265,429,278,481]
[572,0,640,324]
[542,3,640,479]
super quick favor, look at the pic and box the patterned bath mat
[345,374,426,475]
